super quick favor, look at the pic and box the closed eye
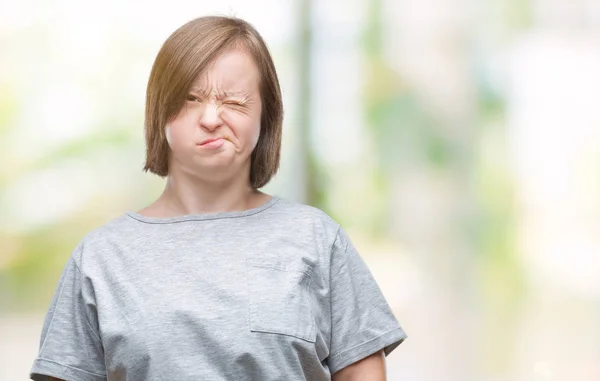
[224,101,244,107]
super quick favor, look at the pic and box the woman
[30,16,406,381]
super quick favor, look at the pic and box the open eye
[187,94,202,102]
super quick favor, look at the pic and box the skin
[46,49,387,381]
[139,47,270,218]
[332,350,387,381]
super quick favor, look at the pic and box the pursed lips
[198,136,229,146]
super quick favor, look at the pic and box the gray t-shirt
[30,196,406,381]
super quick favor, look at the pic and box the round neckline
[125,195,281,224]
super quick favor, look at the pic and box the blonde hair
[143,16,283,189]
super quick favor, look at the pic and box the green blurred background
[1,0,600,380]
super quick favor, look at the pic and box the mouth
[199,138,220,145]
[197,137,227,149]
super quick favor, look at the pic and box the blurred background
[1,0,599,380]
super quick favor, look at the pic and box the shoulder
[271,196,334,219]
[82,214,136,245]
[269,196,341,234]
[70,214,136,266]
[257,197,344,258]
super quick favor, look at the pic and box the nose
[199,102,223,131]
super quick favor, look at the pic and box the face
[165,48,262,181]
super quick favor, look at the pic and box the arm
[332,350,386,381]
[30,254,106,381]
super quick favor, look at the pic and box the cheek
[165,123,187,150]
[223,111,261,149]
[165,112,196,149]
[165,125,173,146]
[247,107,262,149]
[242,118,261,152]
[251,121,260,149]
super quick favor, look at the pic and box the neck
[149,164,266,217]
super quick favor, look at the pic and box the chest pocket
[246,257,317,343]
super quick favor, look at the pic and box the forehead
[192,48,260,94]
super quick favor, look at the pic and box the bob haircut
[143,16,283,189]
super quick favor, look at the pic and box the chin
[191,155,237,170]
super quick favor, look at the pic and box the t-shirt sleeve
[327,227,407,374]
[30,248,107,381]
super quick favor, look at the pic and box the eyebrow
[189,87,247,98]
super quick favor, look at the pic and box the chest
[93,248,324,355]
